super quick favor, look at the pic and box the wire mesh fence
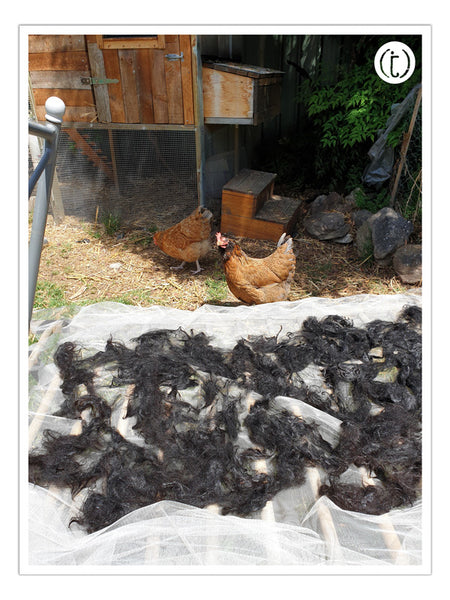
[29,127,199,229]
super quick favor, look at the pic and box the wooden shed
[29,34,196,125]
[28,33,287,235]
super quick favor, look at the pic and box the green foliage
[358,236,374,266]
[102,213,121,236]
[353,187,390,213]
[59,242,72,258]
[83,223,102,239]
[301,64,418,151]
[34,281,65,309]
[296,37,421,195]
[205,272,228,303]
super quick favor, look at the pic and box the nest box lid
[223,169,277,197]
[202,59,284,79]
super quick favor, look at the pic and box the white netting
[27,293,423,569]
[28,486,421,567]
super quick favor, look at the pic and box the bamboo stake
[286,402,344,562]
[358,467,410,565]
[390,86,422,207]
[116,384,135,437]
[306,467,345,563]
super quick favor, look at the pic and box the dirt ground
[31,199,419,314]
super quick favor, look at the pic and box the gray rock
[309,191,355,217]
[393,244,422,284]
[304,211,350,241]
[304,191,356,241]
[352,209,373,229]
[355,219,373,258]
[334,233,353,244]
[369,207,413,260]
[308,195,328,216]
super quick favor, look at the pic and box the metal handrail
[28,97,65,327]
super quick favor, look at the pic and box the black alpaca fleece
[29,305,422,533]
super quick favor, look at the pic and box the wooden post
[234,124,239,175]
[191,35,205,207]
[86,39,112,123]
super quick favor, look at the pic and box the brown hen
[216,232,296,304]
[153,206,213,274]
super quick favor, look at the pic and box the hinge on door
[165,52,184,61]
[80,77,119,86]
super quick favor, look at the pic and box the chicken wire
[25,293,425,572]
[29,127,199,228]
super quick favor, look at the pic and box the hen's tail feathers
[277,232,293,252]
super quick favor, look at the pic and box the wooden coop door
[86,35,195,125]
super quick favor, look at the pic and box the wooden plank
[202,60,283,79]
[256,76,283,87]
[204,116,254,125]
[222,188,271,219]
[151,49,169,123]
[30,70,91,89]
[220,212,285,242]
[99,35,166,50]
[164,35,184,124]
[202,67,254,121]
[87,41,111,122]
[35,105,97,122]
[28,51,90,71]
[102,49,126,122]
[28,34,86,53]
[136,48,155,123]
[118,49,140,123]
[222,191,258,218]
[179,35,195,125]
[32,88,95,107]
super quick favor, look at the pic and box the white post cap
[45,96,66,124]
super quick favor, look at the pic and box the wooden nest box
[202,61,283,125]
[220,169,301,242]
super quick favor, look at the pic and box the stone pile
[302,191,422,285]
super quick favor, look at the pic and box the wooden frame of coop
[28,33,293,241]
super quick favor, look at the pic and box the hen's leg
[191,260,203,274]
[170,261,186,271]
